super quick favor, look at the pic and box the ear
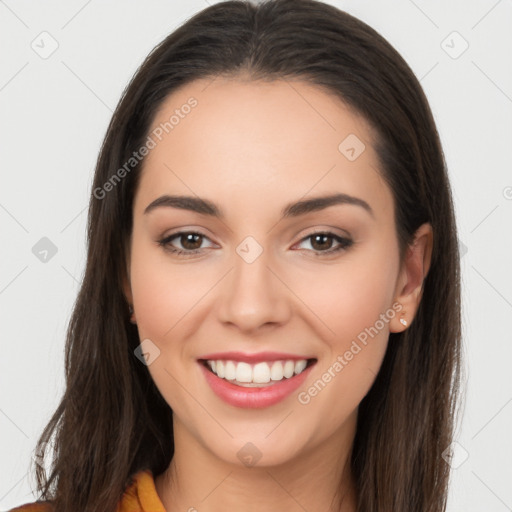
[122,249,135,322]
[390,223,433,333]
[122,274,133,305]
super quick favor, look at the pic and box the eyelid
[292,225,352,244]
[295,225,352,240]
[158,225,216,241]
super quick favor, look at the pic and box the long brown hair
[30,1,462,510]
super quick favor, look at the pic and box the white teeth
[253,362,271,383]
[270,361,284,381]
[216,360,225,378]
[236,362,253,383]
[205,358,311,385]
[224,360,236,380]
[294,359,307,374]
[283,360,295,378]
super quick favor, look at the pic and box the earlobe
[123,279,137,324]
[390,223,433,333]
[128,303,137,324]
[122,275,133,304]
[122,256,136,323]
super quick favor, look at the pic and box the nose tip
[216,248,291,332]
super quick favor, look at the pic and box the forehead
[135,77,392,219]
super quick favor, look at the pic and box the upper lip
[198,351,316,364]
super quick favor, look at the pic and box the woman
[12,0,462,510]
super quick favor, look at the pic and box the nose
[216,246,292,333]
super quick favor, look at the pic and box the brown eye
[310,233,334,251]
[180,233,203,250]
[158,231,215,255]
[295,232,353,255]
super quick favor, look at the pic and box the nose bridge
[217,237,290,330]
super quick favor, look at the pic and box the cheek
[301,274,392,380]
[288,245,398,348]
[292,303,392,441]
[129,240,214,341]
[128,246,209,410]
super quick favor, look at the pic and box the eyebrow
[144,193,373,219]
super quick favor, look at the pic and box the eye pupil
[311,234,332,251]
[182,233,202,250]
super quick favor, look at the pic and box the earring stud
[400,317,408,327]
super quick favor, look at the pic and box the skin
[123,76,433,512]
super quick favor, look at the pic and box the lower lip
[199,361,315,409]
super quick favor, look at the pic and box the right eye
[158,231,215,256]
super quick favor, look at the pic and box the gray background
[1,0,511,510]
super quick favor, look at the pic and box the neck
[155,413,358,512]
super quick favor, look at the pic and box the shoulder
[119,469,166,512]
[8,469,163,512]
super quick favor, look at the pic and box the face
[125,76,411,467]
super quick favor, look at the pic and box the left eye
[295,232,353,253]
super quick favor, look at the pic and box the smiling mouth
[199,358,317,387]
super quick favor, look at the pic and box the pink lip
[198,351,314,364]
[198,360,316,409]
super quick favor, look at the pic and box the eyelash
[157,230,353,257]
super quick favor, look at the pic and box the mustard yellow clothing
[9,469,166,512]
